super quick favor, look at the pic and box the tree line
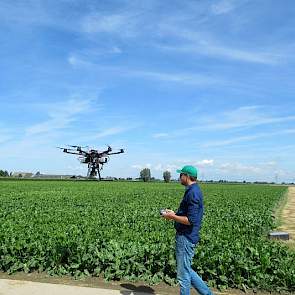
[0,168,172,182]
[0,170,10,177]
[140,168,171,182]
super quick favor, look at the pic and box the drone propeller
[106,144,125,152]
[106,144,125,154]
[56,146,68,150]
[56,147,69,153]
[66,145,90,152]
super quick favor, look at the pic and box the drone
[57,145,124,180]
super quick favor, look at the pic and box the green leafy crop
[0,181,294,292]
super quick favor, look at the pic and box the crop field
[0,180,294,292]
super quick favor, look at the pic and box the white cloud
[211,0,236,15]
[205,105,295,130]
[26,98,92,136]
[155,105,295,142]
[218,162,262,174]
[203,128,295,148]
[131,164,143,170]
[68,54,91,67]
[94,127,130,139]
[154,163,179,172]
[131,163,177,172]
[111,46,122,54]
[203,134,263,148]
[68,47,122,67]
[152,133,169,138]
[66,57,224,86]
[175,159,215,167]
[195,159,214,167]
[0,0,290,66]
[0,2,137,38]
[131,69,222,85]
[131,159,214,174]
[203,43,280,64]
[80,12,138,37]
[129,157,294,182]
[159,42,282,65]
[264,161,277,167]
[157,20,283,65]
[214,160,293,181]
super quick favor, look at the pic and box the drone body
[58,145,124,180]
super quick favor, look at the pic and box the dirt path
[0,278,146,295]
[276,186,295,247]
[0,278,290,295]
[0,272,292,295]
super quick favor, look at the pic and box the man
[162,165,213,295]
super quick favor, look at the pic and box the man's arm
[173,215,191,225]
[187,193,200,226]
[162,210,191,225]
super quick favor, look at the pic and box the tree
[163,171,171,183]
[140,168,151,182]
[0,170,9,177]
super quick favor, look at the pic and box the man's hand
[162,209,176,220]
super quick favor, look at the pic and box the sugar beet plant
[0,180,294,292]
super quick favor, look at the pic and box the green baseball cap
[176,165,198,178]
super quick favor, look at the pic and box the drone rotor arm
[63,150,81,155]
[108,150,124,155]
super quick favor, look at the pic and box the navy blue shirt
[174,183,204,244]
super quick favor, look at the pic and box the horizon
[2,169,293,184]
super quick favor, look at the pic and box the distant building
[32,173,74,179]
[12,172,33,178]
[104,176,116,181]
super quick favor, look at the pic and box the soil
[0,271,293,295]
[275,186,295,249]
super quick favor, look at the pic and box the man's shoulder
[188,184,203,199]
[188,183,201,191]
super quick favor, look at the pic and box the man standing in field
[162,165,213,295]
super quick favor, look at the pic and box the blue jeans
[176,234,213,295]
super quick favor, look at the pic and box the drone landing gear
[87,163,102,180]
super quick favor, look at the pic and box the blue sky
[0,0,295,182]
